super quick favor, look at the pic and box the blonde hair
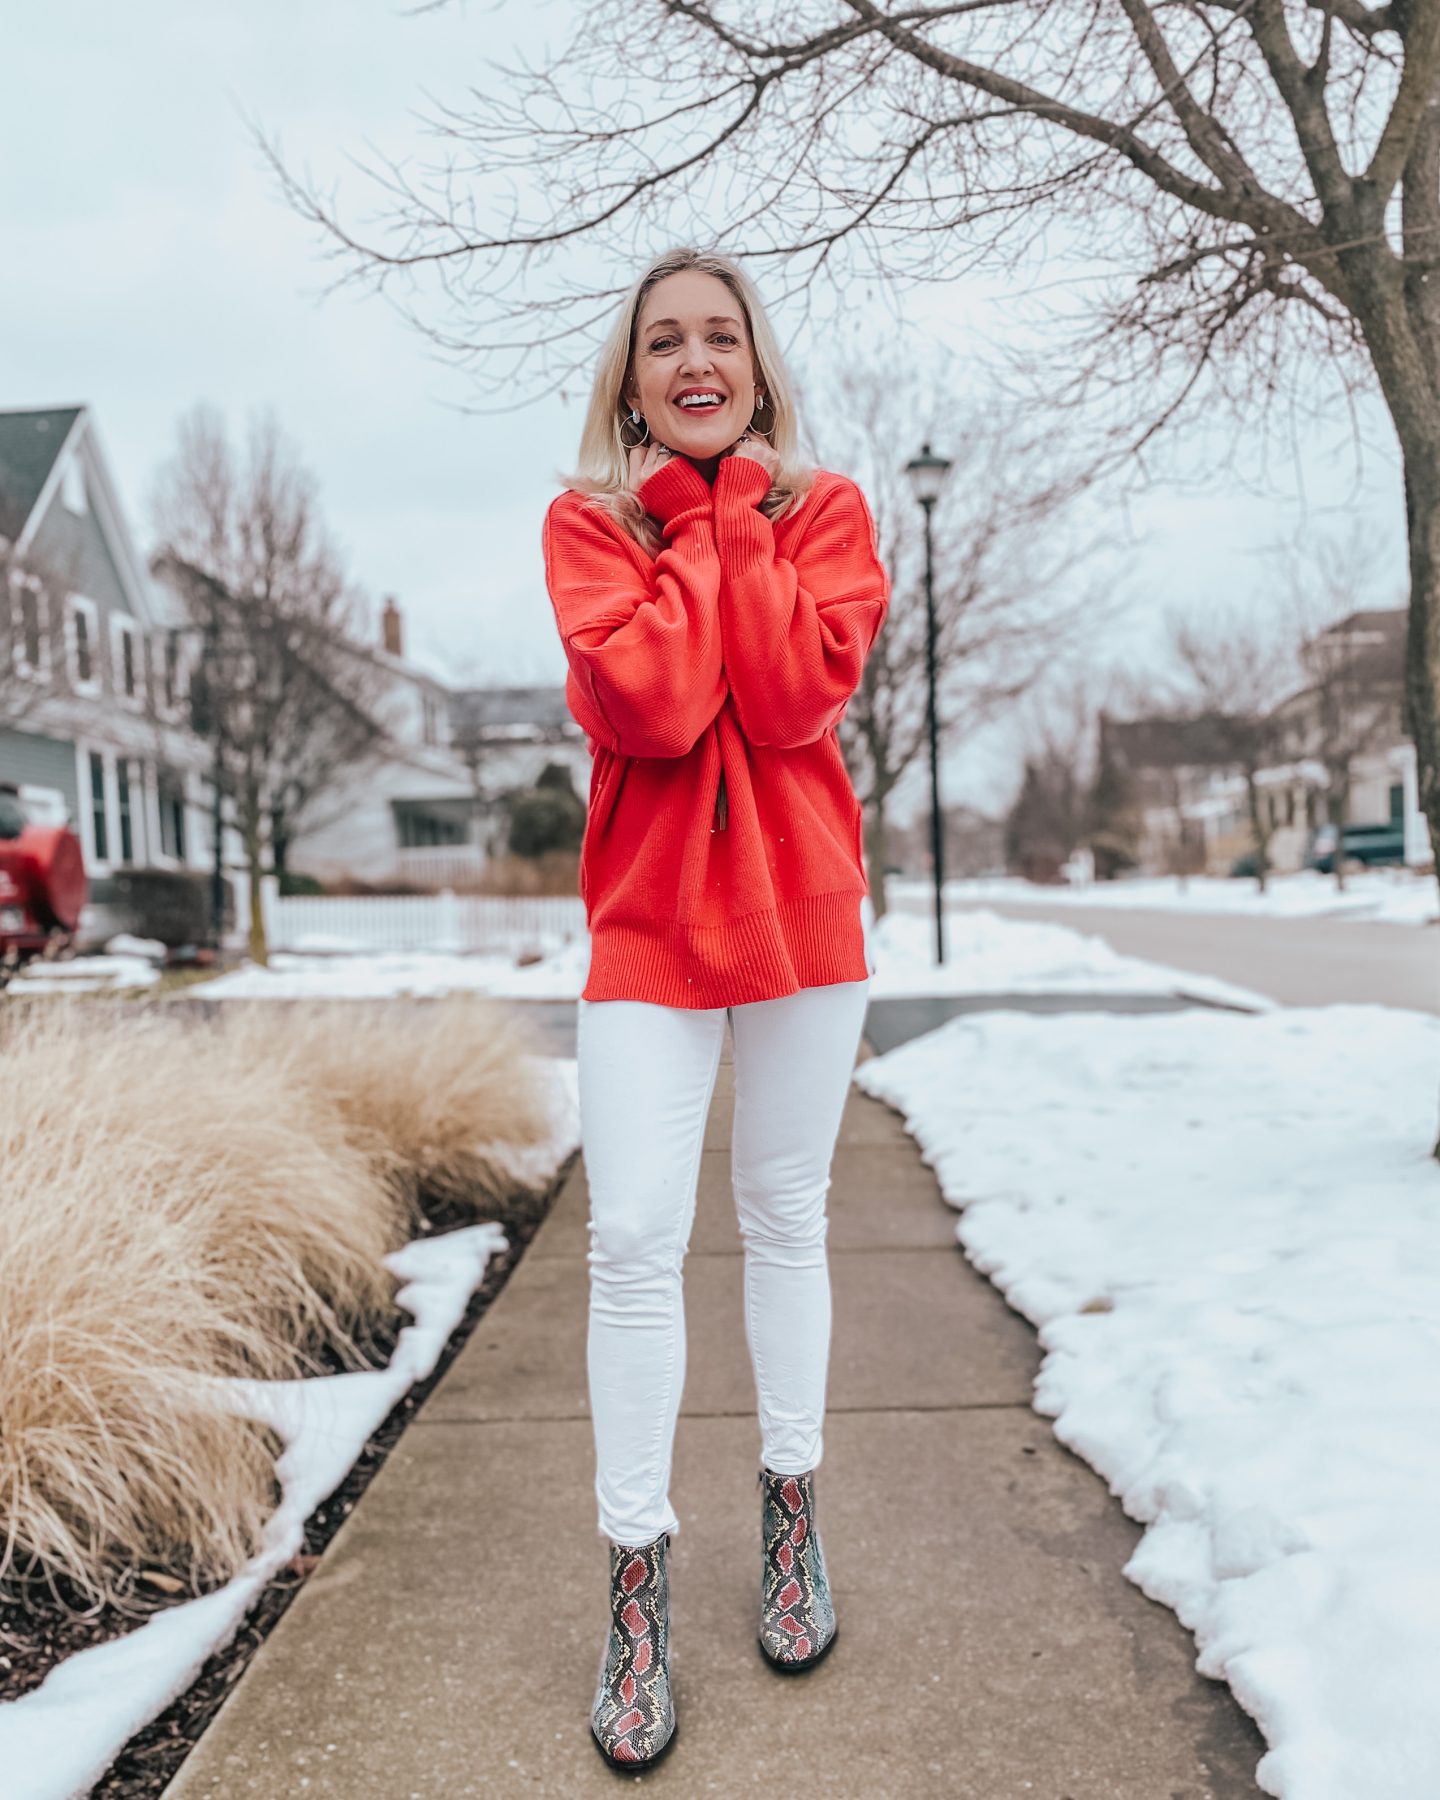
[557,246,816,554]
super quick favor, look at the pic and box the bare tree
[265,2,1440,867]
[1164,602,1298,892]
[266,1,1440,1145]
[1278,527,1406,889]
[797,338,1115,912]
[149,406,393,961]
[1002,674,1102,881]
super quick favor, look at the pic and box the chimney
[381,595,404,658]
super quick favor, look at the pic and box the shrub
[278,869,327,897]
[87,867,231,947]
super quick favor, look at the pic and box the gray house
[0,405,235,900]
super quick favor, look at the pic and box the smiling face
[625,268,761,461]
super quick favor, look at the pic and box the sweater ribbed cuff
[637,455,715,525]
[713,456,774,575]
[714,454,773,509]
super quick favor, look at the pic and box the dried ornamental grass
[0,1005,407,1371]
[0,1117,290,1611]
[0,1005,402,1610]
[0,993,554,1611]
[212,993,556,1209]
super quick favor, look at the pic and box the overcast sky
[5,1,1411,819]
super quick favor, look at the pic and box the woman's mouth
[672,390,728,417]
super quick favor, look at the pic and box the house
[1268,609,1423,864]
[1095,711,1248,876]
[272,596,589,888]
[0,404,248,922]
[1095,609,1426,877]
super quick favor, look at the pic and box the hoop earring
[619,406,651,450]
[749,392,776,440]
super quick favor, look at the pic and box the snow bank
[930,868,1437,926]
[196,902,1273,1011]
[854,1002,1440,1798]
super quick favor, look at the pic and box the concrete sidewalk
[166,1016,1267,1799]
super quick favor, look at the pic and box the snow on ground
[854,1001,1440,1800]
[932,867,1438,926]
[183,899,1275,1011]
[5,951,160,994]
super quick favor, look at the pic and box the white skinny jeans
[577,918,873,1548]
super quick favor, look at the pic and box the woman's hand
[628,440,675,490]
[724,431,781,480]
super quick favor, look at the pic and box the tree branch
[1365,3,1440,200]
[840,0,1321,245]
[1246,0,1353,215]
[1117,0,1264,194]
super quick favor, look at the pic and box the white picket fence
[260,882,587,957]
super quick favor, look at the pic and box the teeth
[677,394,724,408]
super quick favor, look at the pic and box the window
[159,627,188,713]
[1390,783,1405,824]
[159,773,187,860]
[67,595,99,691]
[10,576,48,678]
[89,751,109,862]
[117,758,135,864]
[421,690,447,748]
[61,456,87,515]
[111,615,141,704]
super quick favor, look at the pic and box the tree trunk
[241,785,269,967]
[1245,771,1269,895]
[863,796,893,920]
[1328,783,1350,893]
[1393,442,1440,1157]
[1401,446,1440,887]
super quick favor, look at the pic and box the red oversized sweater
[542,451,889,1007]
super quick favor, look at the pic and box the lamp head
[904,442,953,507]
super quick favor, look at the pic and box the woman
[542,245,889,1770]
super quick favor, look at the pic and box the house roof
[1100,711,1242,770]
[1310,607,1405,684]
[448,685,573,735]
[0,406,84,543]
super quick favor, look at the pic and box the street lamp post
[904,442,954,966]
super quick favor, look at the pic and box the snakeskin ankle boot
[590,1532,677,1768]
[758,1466,839,1672]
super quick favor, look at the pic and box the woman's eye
[648,334,738,351]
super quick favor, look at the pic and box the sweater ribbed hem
[581,887,868,1008]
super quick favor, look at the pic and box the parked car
[0,783,89,984]
[1305,822,1407,872]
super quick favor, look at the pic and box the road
[945,899,1438,1014]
